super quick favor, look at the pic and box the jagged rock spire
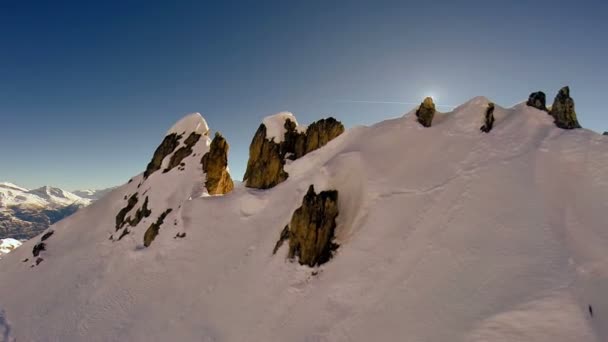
[550,86,581,129]
[244,114,344,189]
[416,97,436,127]
[526,91,548,112]
[273,185,339,267]
[201,132,234,195]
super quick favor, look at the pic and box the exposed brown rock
[144,133,182,179]
[244,117,345,189]
[163,132,202,173]
[143,208,173,247]
[201,132,234,195]
[480,103,496,133]
[243,124,288,189]
[275,185,339,267]
[526,91,548,111]
[416,97,436,127]
[550,86,581,129]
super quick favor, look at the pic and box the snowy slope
[72,188,115,201]
[1,99,608,341]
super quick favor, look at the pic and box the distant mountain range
[0,182,113,240]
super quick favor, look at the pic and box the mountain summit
[0,98,607,341]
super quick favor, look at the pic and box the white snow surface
[72,188,116,201]
[262,111,300,142]
[1,99,608,341]
[167,112,209,136]
[0,238,21,258]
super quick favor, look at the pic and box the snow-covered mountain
[0,183,111,240]
[0,238,21,259]
[0,97,607,342]
[72,188,116,201]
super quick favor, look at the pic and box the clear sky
[1,0,606,190]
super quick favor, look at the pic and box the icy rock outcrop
[550,86,581,129]
[244,115,344,189]
[274,185,339,267]
[284,118,345,160]
[143,208,173,247]
[164,132,202,173]
[143,133,182,179]
[526,91,548,111]
[243,124,288,189]
[416,97,436,127]
[480,103,496,133]
[201,132,234,195]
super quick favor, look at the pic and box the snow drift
[0,98,607,341]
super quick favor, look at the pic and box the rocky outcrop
[143,133,182,179]
[143,208,173,247]
[282,118,346,160]
[603,132,608,136]
[244,116,345,189]
[273,185,339,267]
[550,86,581,129]
[164,132,202,173]
[480,103,495,133]
[115,194,139,230]
[201,132,234,195]
[526,91,548,111]
[243,124,288,189]
[416,97,436,127]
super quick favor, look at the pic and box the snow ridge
[0,99,607,341]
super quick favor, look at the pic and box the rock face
[480,103,496,133]
[526,91,548,111]
[416,97,436,127]
[550,86,581,129]
[243,124,288,189]
[603,132,608,136]
[274,185,339,267]
[164,132,202,173]
[143,208,173,247]
[244,115,345,189]
[143,133,182,179]
[201,132,234,195]
[285,118,345,160]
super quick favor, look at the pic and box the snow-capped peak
[262,111,301,143]
[166,112,210,136]
[0,182,29,192]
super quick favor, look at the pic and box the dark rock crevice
[115,194,139,231]
[480,103,495,133]
[143,208,173,247]
[273,185,339,267]
[163,132,202,173]
[144,133,183,179]
[201,132,234,195]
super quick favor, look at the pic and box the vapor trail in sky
[337,100,457,109]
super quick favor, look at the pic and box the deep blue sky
[1,0,606,190]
